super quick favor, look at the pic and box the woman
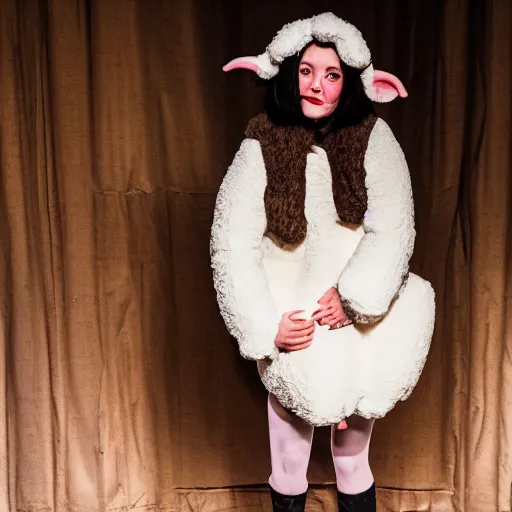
[211,13,435,512]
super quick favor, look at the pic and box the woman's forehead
[300,45,341,68]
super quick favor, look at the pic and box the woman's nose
[311,76,321,92]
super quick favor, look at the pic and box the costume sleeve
[210,138,280,360]
[337,118,416,323]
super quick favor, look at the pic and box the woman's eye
[299,68,310,75]
[327,72,341,81]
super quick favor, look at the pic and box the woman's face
[298,44,343,119]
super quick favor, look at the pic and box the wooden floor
[174,485,454,511]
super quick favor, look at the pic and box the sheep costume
[211,12,435,427]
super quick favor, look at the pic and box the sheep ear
[223,56,262,74]
[368,70,408,103]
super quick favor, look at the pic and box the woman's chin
[300,103,332,120]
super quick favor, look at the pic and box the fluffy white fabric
[361,64,377,102]
[310,12,371,69]
[337,119,415,321]
[266,18,313,65]
[211,121,435,426]
[252,52,279,80]
[210,139,280,361]
[252,12,373,82]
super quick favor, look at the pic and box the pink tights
[268,394,375,496]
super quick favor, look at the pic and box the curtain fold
[0,0,510,510]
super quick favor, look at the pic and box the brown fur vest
[245,112,378,249]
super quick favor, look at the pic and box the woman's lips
[302,96,324,105]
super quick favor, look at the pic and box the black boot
[269,486,308,511]
[337,483,376,511]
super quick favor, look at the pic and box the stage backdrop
[0,0,510,510]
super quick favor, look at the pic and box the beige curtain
[0,0,510,510]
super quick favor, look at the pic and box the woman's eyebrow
[299,61,341,72]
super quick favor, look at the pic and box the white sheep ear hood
[223,12,407,103]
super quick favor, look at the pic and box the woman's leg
[267,393,314,496]
[331,416,376,511]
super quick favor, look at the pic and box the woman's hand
[312,287,352,329]
[274,310,315,352]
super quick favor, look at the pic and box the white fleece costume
[211,13,435,427]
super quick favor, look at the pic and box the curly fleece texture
[260,12,372,78]
[210,119,435,425]
[337,119,416,321]
[246,113,376,249]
